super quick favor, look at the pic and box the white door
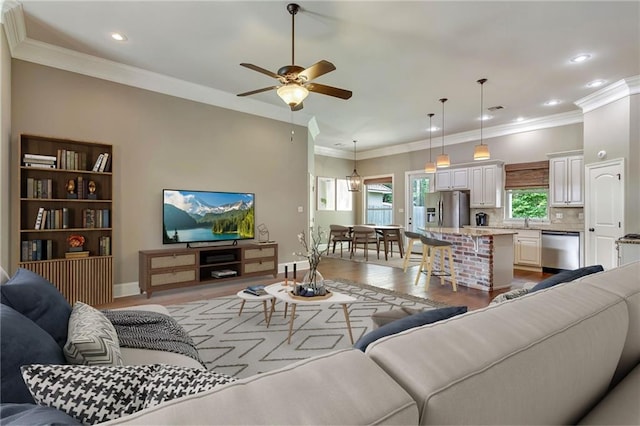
[405,171,434,232]
[585,159,624,269]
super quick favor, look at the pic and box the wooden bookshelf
[18,134,113,305]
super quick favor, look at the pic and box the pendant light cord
[428,113,434,161]
[478,78,487,146]
[439,98,447,154]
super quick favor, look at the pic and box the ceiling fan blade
[306,83,353,100]
[237,86,279,97]
[298,60,336,82]
[291,102,304,111]
[240,63,281,80]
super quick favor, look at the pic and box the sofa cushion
[20,364,237,425]
[530,264,604,292]
[64,302,123,366]
[354,306,468,352]
[0,304,66,404]
[490,287,530,304]
[0,268,72,347]
[371,307,423,329]
[0,403,81,425]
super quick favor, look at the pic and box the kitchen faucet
[524,217,530,228]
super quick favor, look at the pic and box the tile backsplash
[470,207,584,228]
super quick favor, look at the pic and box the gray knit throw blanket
[101,309,204,366]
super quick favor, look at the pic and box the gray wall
[10,60,308,286]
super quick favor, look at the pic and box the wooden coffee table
[265,282,357,344]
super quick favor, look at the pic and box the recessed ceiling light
[570,53,591,63]
[333,142,345,147]
[515,116,525,122]
[586,79,606,88]
[544,99,561,106]
[428,126,440,132]
[479,114,493,121]
[111,33,127,42]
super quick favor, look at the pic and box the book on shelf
[21,239,53,262]
[99,236,111,256]
[243,285,267,296]
[24,153,57,161]
[24,162,56,169]
[65,251,90,259]
[34,207,45,229]
[98,153,110,172]
[92,153,104,171]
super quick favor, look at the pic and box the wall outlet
[297,206,303,213]
[555,212,563,219]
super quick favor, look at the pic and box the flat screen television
[163,189,255,244]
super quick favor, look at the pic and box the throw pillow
[0,304,66,404]
[0,268,72,347]
[20,364,156,425]
[490,288,530,304]
[0,403,81,425]
[354,306,468,352]
[530,265,604,292]
[142,365,238,408]
[64,302,123,366]
[371,307,424,329]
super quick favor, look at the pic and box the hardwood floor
[98,257,551,311]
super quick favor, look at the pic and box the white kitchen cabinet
[550,155,584,207]
[469,164,503,208]
[435,167,469,191]
[514,229,541,267]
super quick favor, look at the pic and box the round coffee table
[236,290,275,326]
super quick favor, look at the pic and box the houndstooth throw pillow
[21,364,237,424]
[64,301,123,366]
[21,364,155,424]
[143,364,237,408]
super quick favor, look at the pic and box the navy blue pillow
[0,304,67,404]
[0,403,80,425]
[354,306,468,352]
[0,268,72,347]
[530,265,604,292]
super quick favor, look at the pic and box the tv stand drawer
[151,269,196,286]
[245,247,275,260]
[244,260,275,274]
[150,253,196,269]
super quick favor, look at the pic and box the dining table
[347,225,404,261]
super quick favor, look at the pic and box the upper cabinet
[435,168,469,191]
[469,163,503,208]
[549,153,584,207]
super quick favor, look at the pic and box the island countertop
[419,227,518,237]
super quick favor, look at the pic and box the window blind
[363,176,392,185]
[504,161,549,189]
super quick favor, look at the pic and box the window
[364,176,393,225]
[506,189,548,219]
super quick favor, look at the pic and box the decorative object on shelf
[66,179,77,199]
[424,113,437,173]
[257,223,270,243]
[67,234,85,252]
[436,98,450,168]
[346,140,362,192]
[474,78,491,160]
[88,180,97,200]
[293,228,329,296]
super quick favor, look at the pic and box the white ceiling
[3,1,640,157]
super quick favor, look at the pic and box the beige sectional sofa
[106,261,640,425]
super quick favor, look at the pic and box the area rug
[167,279,444,379]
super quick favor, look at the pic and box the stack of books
[243,285,267,296]
[65,251,90,259]
[23,153,56,168]
[211,269,238,279]
[92,152,111,172]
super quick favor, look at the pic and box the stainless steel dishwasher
[541,231,581,272]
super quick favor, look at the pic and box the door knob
[589,228,595,232]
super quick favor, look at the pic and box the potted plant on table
[294,227,329,296]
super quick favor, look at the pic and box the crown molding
[1,1,25,53]
[575,75,640,113]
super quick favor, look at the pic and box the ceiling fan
[237,3,352,111]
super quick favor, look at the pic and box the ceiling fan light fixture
[277,83,309,107]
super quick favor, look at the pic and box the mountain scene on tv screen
[163,190,254,243]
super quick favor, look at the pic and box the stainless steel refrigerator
[424,191,470,228]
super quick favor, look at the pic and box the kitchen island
[419,227,517,291]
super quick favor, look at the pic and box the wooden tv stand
[138,242,278,298]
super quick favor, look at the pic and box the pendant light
[424,113,437,173]
[346,140,362,192]
[436,98,450,168]
[473,78,491,160]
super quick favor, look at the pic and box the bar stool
[414,235,457,292]
[403,231,423,272]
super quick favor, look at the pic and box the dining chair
[350,225,380,261]
[382,225,404,259]
[329,225,352,257]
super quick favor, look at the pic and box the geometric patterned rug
[167,279,445,379]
